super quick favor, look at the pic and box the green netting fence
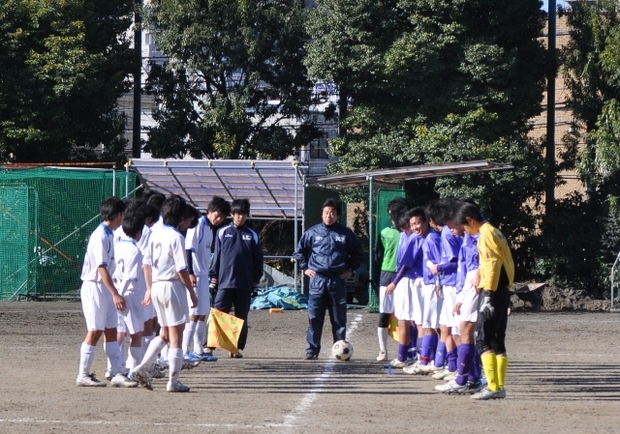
[0,167,136,300]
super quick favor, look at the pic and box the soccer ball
[332,340,354,361]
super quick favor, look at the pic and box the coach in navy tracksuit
[294,198,364,360]
[210,199,263,357]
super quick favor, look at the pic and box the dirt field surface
[0,302,619,434]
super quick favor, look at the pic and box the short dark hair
[184,204,201,229]
[387,197,408,215]
[145,191,166,211]
[141,203,160,225]
[321,198,341,216]
[426,198,452,226]
[208,196,231,216]
[161,194,187,227]
[453,200,484,225]
[123,198,145,215]
[410,206,427,222]
[100,197,125,222]
[231,198,251,215]
[122,207,146,239]
[397,210,412,231]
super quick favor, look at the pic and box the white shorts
[379,285,394,314]
[439,285,457,328]
[80,281,118,331]
[152,280,189,327]
[117,313,127,334]
[393,278,415,321]
[421,282,440,329]
[119,289,146,335]
[457,270,480,323]
[410,277,424,325]
[144,299,156,321]
[188,275,210,316]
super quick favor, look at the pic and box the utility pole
[132,0,143,159]
[546,0,556,220]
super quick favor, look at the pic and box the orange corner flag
[207,308,245,355]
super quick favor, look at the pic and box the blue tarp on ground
[250,285,308,310]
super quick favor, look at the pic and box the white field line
[0,418,277,429]
[281,313,363,431]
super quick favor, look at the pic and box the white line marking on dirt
[0,418,280,429]
[281,313,362,431]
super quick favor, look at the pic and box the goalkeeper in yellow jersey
[452,200,514,400]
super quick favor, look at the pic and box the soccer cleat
[470,386,501,400]
[432,368,453,380]
[389,358,411,368]
[229,351,243,358]
[418,362,443,374]
[376,351,388,362]
[167,381,190,393]
[149,367,166,379]
[76,372,107,387]
[110,373,138,388]
[183,353,202,363]
[104,370,113,381]
[465,380,484,394]
[495,388,506,399]
[182,359,200,370]
[443,372,458,382]
[196,352,218,362]
[403,362,427,375]
[304,353,318,360]
[435,379,469,394]
[156,357,169,370]
[131,366,153,390]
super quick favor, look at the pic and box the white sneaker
[417,362,442,374]
[131,366,153,390]
[376,351,388,362]
[104,370,113,381]
[470,386,501,400]
[167,381,190,392]
[403,362,426,375]
[76,373,107,387]
[443,371,458,381]
[432,368,453,380]
[435,379,469,394]
[389,358,410,368]
[110,373,138,388]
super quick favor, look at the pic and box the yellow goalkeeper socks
[481,352,499,392]
[496,354,508,389]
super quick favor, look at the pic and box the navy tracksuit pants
[306,274,348,355]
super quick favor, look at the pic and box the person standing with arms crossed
[295,198,364,360]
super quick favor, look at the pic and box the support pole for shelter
[367,176,374,307]
[294,163,299,292]
[125,164,130,198]
[112,169,116,197]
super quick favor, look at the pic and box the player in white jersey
[137,202,163,364]
[182,196,230,362]
[76,197,137,388]
[114,207,147,372]
[131,195,198,392]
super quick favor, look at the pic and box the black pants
[475,286,510,355]
[214,288,251,350]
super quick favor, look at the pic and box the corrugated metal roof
[312,160,513,188]
[130,159,306,219]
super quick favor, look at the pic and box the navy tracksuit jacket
[294,222,364,355]
[210,222,263,350]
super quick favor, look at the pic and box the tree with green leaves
[550,0,620,292]
[0,0,134,163]
[305,0,549,272]
[143,0,318,159]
